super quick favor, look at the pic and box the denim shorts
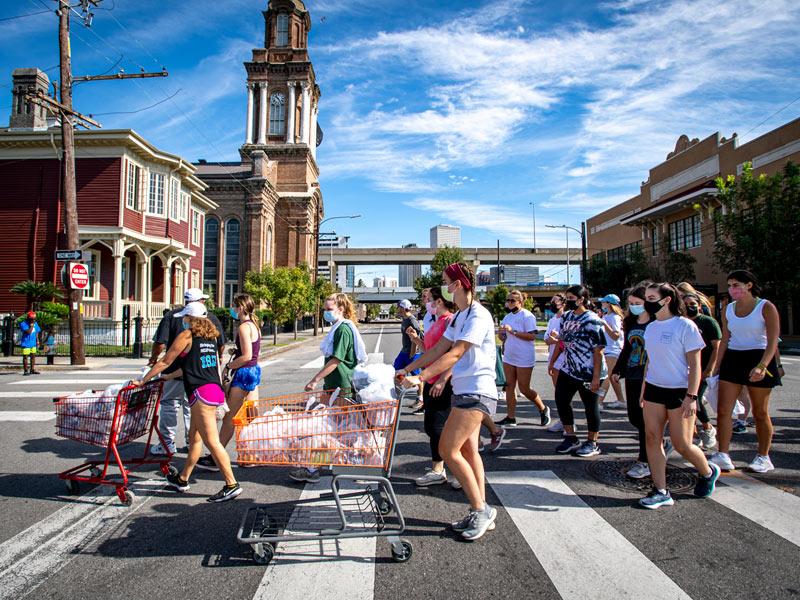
[231,365,262,392]
[452,393,497,416]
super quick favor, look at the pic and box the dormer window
[276,13,289,46]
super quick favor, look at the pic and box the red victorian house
[0,69,217,321]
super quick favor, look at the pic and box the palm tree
[10,280,64,311]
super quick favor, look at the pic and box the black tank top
[180,335,222,397]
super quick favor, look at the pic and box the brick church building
[195,0,324,307]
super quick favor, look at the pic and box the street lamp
[546,223,586,286]
[529,202,537,251]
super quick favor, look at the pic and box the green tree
[286,265,314,339]
[366,304,380,322]
[245,265,294,345]
[356,278,366,287]
[714,161,800,303]
[10,280,64,310]
[413,246,467,304]
[482,284,509,322]
[664,251,696,283]
[584,245,652,297]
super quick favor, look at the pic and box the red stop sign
[69,263,90,290]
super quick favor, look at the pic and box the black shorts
[643,382,686,410]
[719,349,782,388]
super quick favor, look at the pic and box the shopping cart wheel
[391,540,413,563]
[121,490,135,507]
[64,479,79,495]
[166,464,179,477]
[379,498,393,515]
[252,542,274,565]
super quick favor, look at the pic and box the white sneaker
[698,426,717,450]
[626,462,651,479]
[662,437,674,459]
[415,469,447,487]
[709,451,735,471]
[604,401,623,409]
[150,443,175,456]
[748,455,774,473]
[449,477,463,490]
[547,420,564,433]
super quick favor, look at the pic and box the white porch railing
[82,300,111,319]
[83,300,171,321]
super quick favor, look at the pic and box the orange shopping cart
[234,389,412,565]
[53,381,177,505]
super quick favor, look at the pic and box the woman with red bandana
[397,263,498,541]
[710,270,781,473]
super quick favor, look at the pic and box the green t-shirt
[324,323,358,396]
[692,314,722,370]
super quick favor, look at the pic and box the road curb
[259,334,321,360]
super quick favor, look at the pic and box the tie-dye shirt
[559,310,607,381]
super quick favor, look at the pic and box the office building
[430,224,461,248]
[398,243,423,287]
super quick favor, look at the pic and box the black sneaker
[575,440,601,457]
[540,406,552,427]
[22,371,31,376]
[411,405,425,415]
[165,472,190,492]
[495,416,517,427]
[289,467,320,483]
[207,482,242,503]
[555,436,581,454]
[195,455,219,472]
[30,370,41,375]
[694,462,721,498]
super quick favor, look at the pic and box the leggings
[423,380,452,462]
[555,371,602,433]
[696,380,711,425]
[624,378,647,463]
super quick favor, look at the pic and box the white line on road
[779,356,799,363]
[0,479,164,600]
[10,379,125,386]
[0,391,71,398]
[374,326,384,354]
[713,473,800,548]
[300,356,325,370]
[0,411,54,421]
[487,470,692,600]
[258,358,284,369]
[252,478,376,600]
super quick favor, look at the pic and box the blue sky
[2,0,799,284]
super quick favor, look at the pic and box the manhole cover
[585,459,698,494]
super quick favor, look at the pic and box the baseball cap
[397,299,412,309]
[173,302,208,319]
[184,288,209,303]
[599,294,621,305]
[26,311,36,318]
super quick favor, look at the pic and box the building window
[224,219,240,306]
[180,191,189,221]
[607,241,642,264]
[204,217,219,289]
[269,93,286,135]
[126,162,141,210]
[266,226,273,264]
[651,227,659,256]
[169,178,180,221]
[148,172,165,215]
[83,251,101,301]
[191,211,201,246]
[668,214,701,251]
[191,269,200,289]
[276,13,289,46]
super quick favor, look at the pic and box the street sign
[68,262,90,290]
[55,249,82,261]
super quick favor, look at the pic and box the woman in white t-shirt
[494,290,551,429]
[397,262,498,542]
[638,283,720,509]
[598,294,625,410]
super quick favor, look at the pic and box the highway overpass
[345,284,569,303]
[329,247,580,266]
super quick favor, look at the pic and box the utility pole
[58,0,85,365]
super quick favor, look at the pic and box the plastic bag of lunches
[237,406,295,463]
[352,363,396,391]
[56,383,130,445]
[357,382,398,428]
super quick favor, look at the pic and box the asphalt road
[1,324,799,600]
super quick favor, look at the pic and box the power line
[742,92,800,139]
[91,89,180,115]
[0,7,51,22]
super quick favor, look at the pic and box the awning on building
[621,184,718,225]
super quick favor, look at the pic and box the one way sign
[55,250,90,261]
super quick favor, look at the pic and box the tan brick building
[586,117,800,332]
[195,0,323,307]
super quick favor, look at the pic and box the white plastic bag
[704,376,719,412]
[352,363,396,391]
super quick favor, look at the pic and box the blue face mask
[229,307,239,320]
[323,310,338,324]
[182,320,190,330]
[629,304,645,316]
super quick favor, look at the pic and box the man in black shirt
[393,299,424,411]
[148,288,226,454]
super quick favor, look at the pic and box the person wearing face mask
[196,294,262,472]
[710,270,781,473]
[598,294,625,410]
[148,288,226,456]
[395,299,425,411]
[547,285,607,457]
[134,302,241,503]
[396,262,499,541]
[494,289,551,428]
[543,294,569,432]
[421,288,436,333]
[611,284,653,478]
[681,293,721,452]
[637,283,720,509]
[290,293,368,483]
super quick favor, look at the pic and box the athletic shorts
[188,383,226,408]
[643,382,686,410]
[719,349,781,388]
[21,347,37,356]
[393,351,422,376]
[231,365,262,392]
[452,393,497,416]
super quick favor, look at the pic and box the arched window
[203,217,219,298]
[269,92,286,135]
[266,226,273,264]
[276,13,289,46]
[224,218,240,307]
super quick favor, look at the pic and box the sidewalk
[0,329,323,372]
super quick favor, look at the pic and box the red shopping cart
[53,380,176,505]
[233,390,411,565]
